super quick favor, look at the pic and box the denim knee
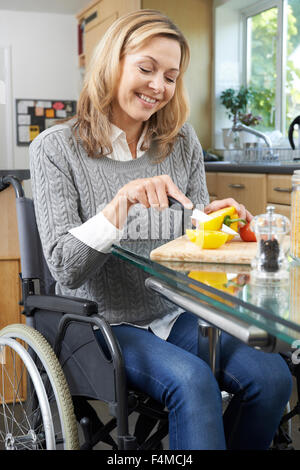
[267,354,293,405]
[166,356,222,411]
[247,353,293,408]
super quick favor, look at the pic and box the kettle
[288,115,300,149]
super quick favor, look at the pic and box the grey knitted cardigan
[29,121,209,325]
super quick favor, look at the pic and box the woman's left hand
[204,198,253,223]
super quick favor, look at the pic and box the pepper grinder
[250,206,290,284]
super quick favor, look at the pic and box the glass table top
[112,239,300,346]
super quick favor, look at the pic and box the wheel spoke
[1,358,32,433]
[0,326,79,450]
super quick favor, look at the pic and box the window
[242,0,300,134]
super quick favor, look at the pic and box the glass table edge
[111,244,300,346]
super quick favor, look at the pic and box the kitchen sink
[222,148,300,164]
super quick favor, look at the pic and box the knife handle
[167,196,184,209]
[167,196,190,235]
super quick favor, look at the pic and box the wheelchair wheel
[0,324,79,450]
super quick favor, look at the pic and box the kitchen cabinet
[267,175,292,206]
[215,172,267,215]
[0,184,25,402]
[206,171,292,217]
[0,184,24,325]
[77,0,141,68]
[205,172,218,202]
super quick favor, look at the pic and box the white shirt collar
[110,122,148,151]
[110,123,124,144]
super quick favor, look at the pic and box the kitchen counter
[204,161,300,174]
[0,169,30,180]
[2,164,298,178]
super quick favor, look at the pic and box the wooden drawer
[216,172,267,216]
[206,172,217,196]
[267,174,292,205]
[269,203,291,219]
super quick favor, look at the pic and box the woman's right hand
[102,174,193,229]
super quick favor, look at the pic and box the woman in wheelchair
[29,10,292,450]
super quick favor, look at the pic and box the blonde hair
[74,9,190,160]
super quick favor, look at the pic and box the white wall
[0,9,81,169]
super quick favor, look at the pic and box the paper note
[18,125,30,142]
[18,114,31,125]
[29,125,40,141]
[18,100,34,113]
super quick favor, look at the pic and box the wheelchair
[0,174,297,450]
[0,174,169,450]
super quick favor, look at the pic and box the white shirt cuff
[68,212,124,253]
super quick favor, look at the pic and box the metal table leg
[145,277,271,377]
[198,320,221,378]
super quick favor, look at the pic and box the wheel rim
[0,337,55,450]
[0,324,79,450]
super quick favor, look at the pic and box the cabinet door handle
[85,10,98,25]
[228,183,245,189]
[273,186,292,193]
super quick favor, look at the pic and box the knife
[167,196,193,235]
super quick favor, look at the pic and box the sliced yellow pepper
[188,271,228,286]
[186,229,228,249]
[187,206,245,248]
[201,206,237,231]
[188,271,237,300]
[200,206,245,241]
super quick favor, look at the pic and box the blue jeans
[95,312,292,450]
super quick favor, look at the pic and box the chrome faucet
[232,122,273,148]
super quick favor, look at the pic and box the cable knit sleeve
[29,128,110,289]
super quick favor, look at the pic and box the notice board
[16,99,76,146]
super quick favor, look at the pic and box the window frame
[240,0,288,133]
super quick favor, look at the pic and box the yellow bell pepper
[188,271,237,301]
[201,206,246,241]
[200,206,236,231]
[188,271,236,292]
[187,206,245,248]
[186,228,228,249]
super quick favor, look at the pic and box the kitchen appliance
[288,115,300,149]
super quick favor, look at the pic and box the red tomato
[239,223,256,242]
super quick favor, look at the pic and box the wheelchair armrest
[25,294,98,316]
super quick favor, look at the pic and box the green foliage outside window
[249,3,300,133]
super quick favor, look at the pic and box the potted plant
[238,112,262,127]
[220,86,250,126]
[220,86,262,148]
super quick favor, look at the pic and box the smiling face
[111,35,181,132]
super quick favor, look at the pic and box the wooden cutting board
[150,235,290,265]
